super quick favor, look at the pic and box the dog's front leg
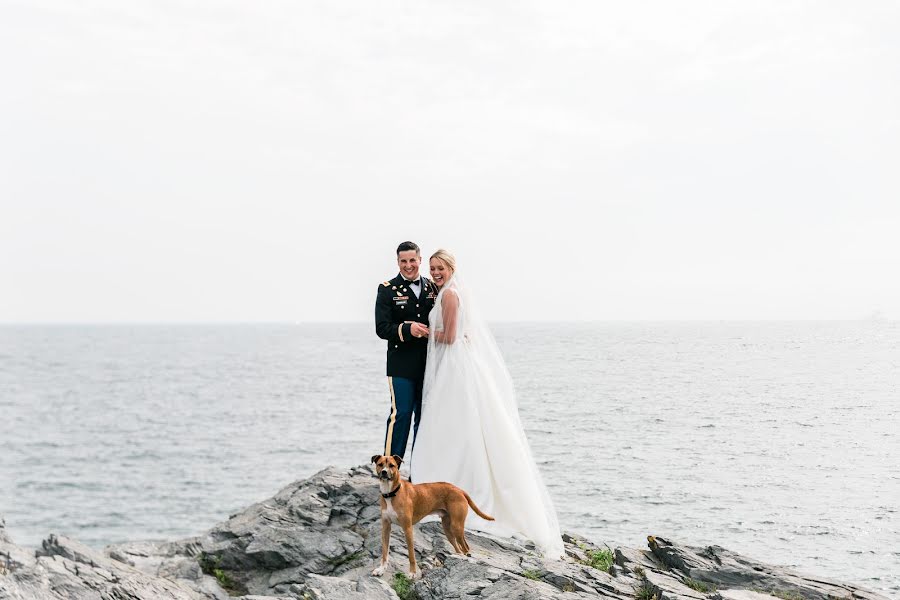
[372,517,391,576]
[403,524,418,578]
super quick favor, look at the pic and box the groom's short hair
[396,241,420,255]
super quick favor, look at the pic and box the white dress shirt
[404,277,422,298]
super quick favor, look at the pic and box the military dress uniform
[375,273,438,460]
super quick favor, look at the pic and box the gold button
[417,314,421,317]
[394,345,398,348]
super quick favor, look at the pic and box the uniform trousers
[383,375,423,460]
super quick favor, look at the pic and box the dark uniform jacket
[375,273,438,380]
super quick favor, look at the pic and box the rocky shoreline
[0,465,888,599]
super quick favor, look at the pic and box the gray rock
[104,538,228,599]
[0,467,890,599]
[717,591,788,600]
[647,535,884,600]
[0,533,201,599]
[294,573,398,599]
[0,517,35,576]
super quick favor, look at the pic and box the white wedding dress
[410,274,564,559]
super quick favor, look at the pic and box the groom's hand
[410,322,429,338]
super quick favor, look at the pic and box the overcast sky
[2,1,898,322]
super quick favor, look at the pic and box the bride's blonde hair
[430,249,457,275]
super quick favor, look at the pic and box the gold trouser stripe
[385,377,397,455]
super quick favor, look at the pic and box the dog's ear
[371,455,381,465]
[392,455,403,466]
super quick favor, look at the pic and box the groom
[375,241,438,462]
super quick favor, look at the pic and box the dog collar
[382,483,401,499]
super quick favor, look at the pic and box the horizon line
[0,318,896,326]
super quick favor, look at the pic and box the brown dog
[370,454,494,578]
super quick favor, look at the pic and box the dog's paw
[407,569,420,580]
[371,565,387,577]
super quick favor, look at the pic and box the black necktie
[405,279,419,287]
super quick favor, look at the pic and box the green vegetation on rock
[761,589,805,600]
[579,545,615,572]
[198,552,240,594]
[392,572,418,600]
[635,581,659,600]
[683,577,715,593]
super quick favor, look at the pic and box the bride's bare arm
[434,290,459,344]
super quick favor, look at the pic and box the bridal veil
[411,273,564,559]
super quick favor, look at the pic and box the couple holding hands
[374,241,563,559]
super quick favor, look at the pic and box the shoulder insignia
[382,281,390,287]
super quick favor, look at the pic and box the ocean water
[0,322,897,596]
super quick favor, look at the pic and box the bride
[410,249,564,559]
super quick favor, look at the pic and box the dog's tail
[463,492,495,521]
